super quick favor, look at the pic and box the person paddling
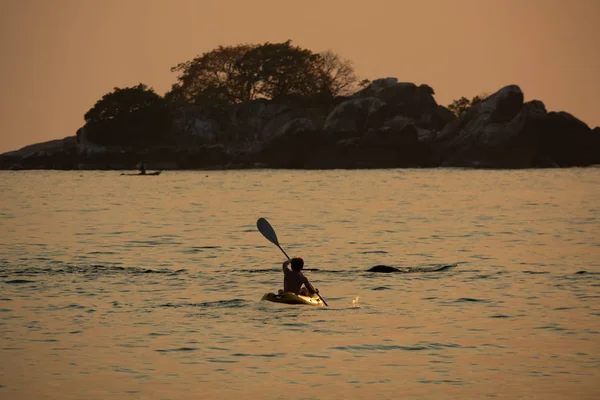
[279,257,318,297]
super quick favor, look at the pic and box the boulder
[323,97,388,139]
[255,118,321,168]
[171,105,221,142]
[358,124,428,167]
[432,85,528,167]
[469,100,547,168]
[535,112,600,167]
[2,136,77,158]
[383,116,415,131]
[227,99,295,142]
[354,78,444,128]
[0,136,78,170]
[431,84,599,168]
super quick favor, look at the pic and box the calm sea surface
[1,169,599,400]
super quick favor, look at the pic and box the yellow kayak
[261,292,324,307]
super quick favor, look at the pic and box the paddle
[256,217,328,307]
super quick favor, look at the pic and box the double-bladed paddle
[256,217,328,306]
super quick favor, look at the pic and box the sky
[0,0,598,153]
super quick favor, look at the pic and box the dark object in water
[121,171,162,176]
[367,265,402,273]
[367,264,458,273]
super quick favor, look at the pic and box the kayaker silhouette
[278,257,319,296]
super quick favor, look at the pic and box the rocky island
[2,41,598,171]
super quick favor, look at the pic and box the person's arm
[282,259,291,273]
[303,276,317,295]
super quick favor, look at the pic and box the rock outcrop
[2,79,598,170]
[429,85,599,168]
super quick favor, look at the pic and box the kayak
[120,171,161,176]
[261,292,324,307]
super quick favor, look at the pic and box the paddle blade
[257,218,279,246]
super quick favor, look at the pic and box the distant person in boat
[279,257,318,296]
[139,162,146,175]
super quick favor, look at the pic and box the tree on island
[447,93,489,117]
[84,84,164,123]
[313,50,361,99]
[79,42,361,149]
[83,84,171,147]
[167,40,359,106]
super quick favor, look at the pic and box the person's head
[290,257,304,271]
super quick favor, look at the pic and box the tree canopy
[81,42,361,147]
[83,84,171,147]
[84,84,165,123]
[167,40,359,106]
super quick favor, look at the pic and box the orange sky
[1,0,598,153]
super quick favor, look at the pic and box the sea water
[1,169,599,399]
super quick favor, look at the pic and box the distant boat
[120,171,162,176]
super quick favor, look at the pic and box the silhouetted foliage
[447,96,471,117]
[166,44,254,107]
[80,43,361,149]
[358,79,371,88]
[312,50,359,99]
[448,93,489,117]
[167,40,359,106]
[83,84,171,147]
[237,41,323,100]
[84,84,164,123]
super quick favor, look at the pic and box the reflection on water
[1,169,599,399]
